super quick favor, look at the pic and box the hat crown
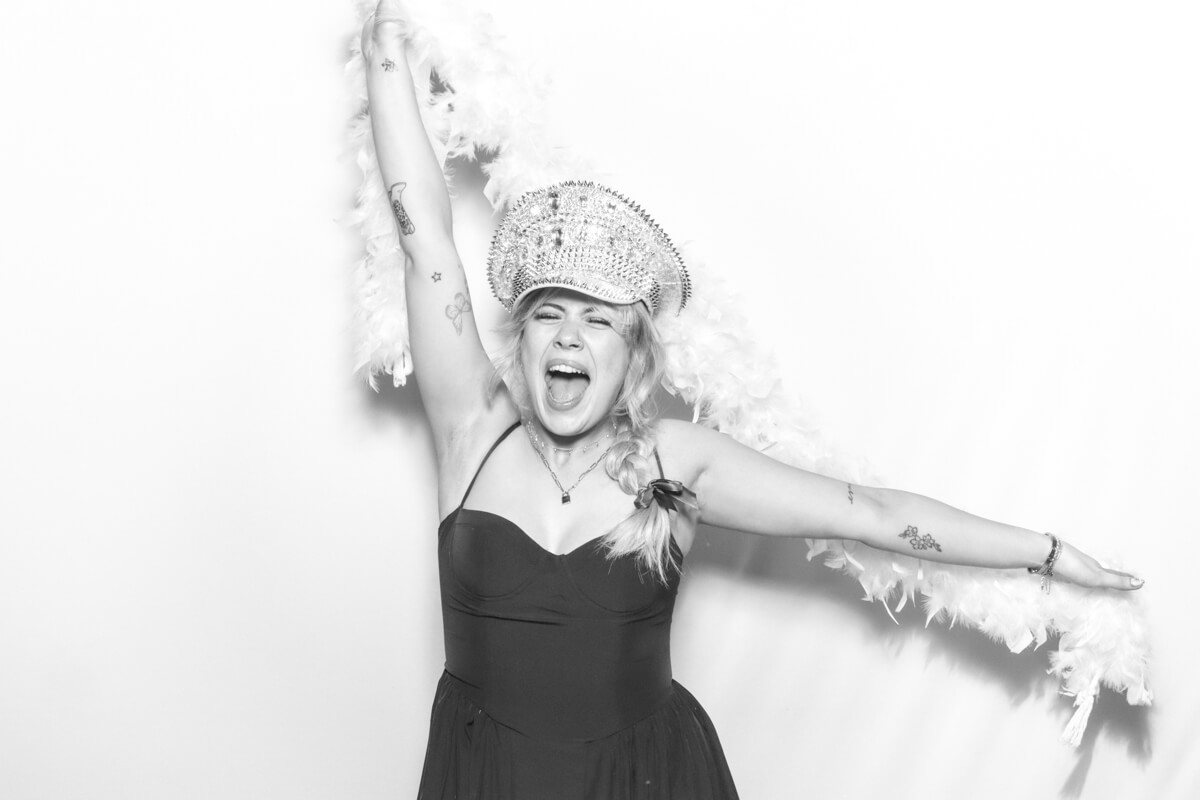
[488,181,690,316]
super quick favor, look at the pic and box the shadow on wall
[659,389,1151,795]
[682,527,1151,784]
[362,154,1153,796]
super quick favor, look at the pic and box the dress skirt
[417,671,740,800]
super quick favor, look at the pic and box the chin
[532,390,619,437]
[535,403,605,436]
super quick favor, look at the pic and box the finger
[1102,568,1144,591]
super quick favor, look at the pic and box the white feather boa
[345,0,1152,745]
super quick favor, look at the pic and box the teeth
[548,365,586,376]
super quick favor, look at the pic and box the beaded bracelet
[1027,533,1063,593]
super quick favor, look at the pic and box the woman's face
[519,290,631,439]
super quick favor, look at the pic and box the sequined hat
[487,181,690,317]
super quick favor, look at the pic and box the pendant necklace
[525,422,615,504]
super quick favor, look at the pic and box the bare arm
[362,9,516,455]
[660,420,1141,591]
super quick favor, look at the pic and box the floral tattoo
[381,58,397,72]
[899,525,942,552]
[387,181,415,235]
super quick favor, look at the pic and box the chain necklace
[524,423,615,504]
[524,419,616,454]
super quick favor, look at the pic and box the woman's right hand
[359,0,519,475]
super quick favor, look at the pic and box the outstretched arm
[362,7,515,454]
[660,420,1142,591]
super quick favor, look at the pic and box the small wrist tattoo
[446,292,472,335]
[381,58,397,72]
[899,524,942,552]
[387,181,416,236]
[847,484,854,504]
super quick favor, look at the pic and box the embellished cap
[487,181,690,317]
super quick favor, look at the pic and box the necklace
[524,423,615,504]
[524,419,616,454]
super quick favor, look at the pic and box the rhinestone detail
[487,181,691,316]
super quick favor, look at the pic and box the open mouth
[545,363,590,408]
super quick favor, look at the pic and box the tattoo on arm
[445,292,472,335]
[899,524,942,552]
[380,58,397,72]
[847,484,854,504]
[431,271,443,282]
[387,182,416,235]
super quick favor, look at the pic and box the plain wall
[2,1,1197,798]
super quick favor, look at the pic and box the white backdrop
[2,1,1197,799]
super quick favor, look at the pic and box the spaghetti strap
[458,421,522,509]
[653,450,665,479]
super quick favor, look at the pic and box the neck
[526,417,618,463]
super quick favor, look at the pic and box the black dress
[417,424,739,799]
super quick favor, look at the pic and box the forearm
[363,19,455,261]
[360,13,502,436]
[859,487,1049,570]
[674,422,1140,590]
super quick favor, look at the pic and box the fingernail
[1131,577,1144,588]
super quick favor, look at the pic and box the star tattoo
[431,272,443,282]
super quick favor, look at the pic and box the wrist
[1027,532,1063,592]
[361,17,407,62]
[370,18,407,47]
[1022,529,1054,569]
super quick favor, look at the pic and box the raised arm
[660,420,1142,591]
[362,8,515,453]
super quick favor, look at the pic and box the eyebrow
[538,301,607,314]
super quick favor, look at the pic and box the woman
[361,8,1143,799]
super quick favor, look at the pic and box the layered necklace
[524,419,617,504]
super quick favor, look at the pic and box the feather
[344,0,1152,744]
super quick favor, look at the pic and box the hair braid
[490,289,680,582]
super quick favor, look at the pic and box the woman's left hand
[361,0,409,58]
[1051,541,1144,591]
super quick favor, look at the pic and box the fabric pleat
[418,673,738,800]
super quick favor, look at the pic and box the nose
[554,319,583,349]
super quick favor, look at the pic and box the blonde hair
[490,289,678,581]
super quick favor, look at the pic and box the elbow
[841,484,892,545]
[402,235,458,270]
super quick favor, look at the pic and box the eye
[586,315,613,327]
[533,309,562,322]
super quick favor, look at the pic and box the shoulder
[654,417,731,452]
[652,418,729,484]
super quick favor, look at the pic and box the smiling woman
[492,287,686,577]
[517,293,635,431]
[357,2,1145,798]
